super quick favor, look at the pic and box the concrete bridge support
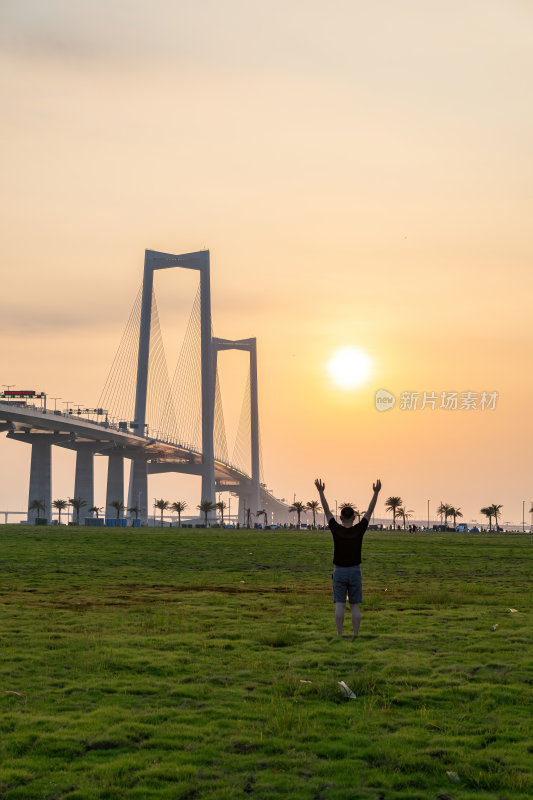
[212,337,260,518]
[28,437,52,523]
[128,458,148,524]
[8,432,72,523]
[132,249,215,519]
[72,443,99,520]
[238,492,255,527]
[106,451,125,518]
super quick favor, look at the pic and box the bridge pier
[128,458,147,524]
[6,431,71,523]
[72,443,99,519]
[106,451,125,518]
[28,437,52,523]
[238,492,254,527]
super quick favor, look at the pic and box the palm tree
[110,500,125,520]
[197,499,216,527]
[397,507,414,530]
[69,497,87,525]
[480,506,493,531]
[29,498,46,520]
[489,504,503,531]
[246,507,253,528]
[449,506,463,529]
[154,498,169,526]
[171,501,187,527]
[52,499,67,524]
[306,500,321,528]
[437,502,454,529]
[289,501,306,528]
[256,509,268,528]
[88,505,103,519]
[384,496,403,529]
[216,500,227,526]
[128,505,141,522]
[444,503,454,528]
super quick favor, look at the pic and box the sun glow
[327,347,372,389]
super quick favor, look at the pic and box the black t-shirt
[328,517,369,566]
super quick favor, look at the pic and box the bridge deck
[0,402,287,509]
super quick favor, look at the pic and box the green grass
[0,527,532,800]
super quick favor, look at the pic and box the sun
[327,347,372,389]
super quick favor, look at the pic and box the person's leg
[332,568,349,636]
[349,603,361,637]
[335,602,346,636]
[346,567,363,637]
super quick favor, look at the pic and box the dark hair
[340,506,355,521]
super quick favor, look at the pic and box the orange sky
[1,1,532,524]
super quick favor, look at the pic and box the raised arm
[363,479,382,523]
[314,478,333,522]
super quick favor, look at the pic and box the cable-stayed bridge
[0,250,289,525]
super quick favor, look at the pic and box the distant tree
[110,500,125,520]
[88,505,103,519]
[489,503,503,531]
[216,500,227,526]
[52,499,67,524]
[449,506,463,529]
[437,503,455,529]
[128,505,141,521]
[256,509,268,528]
[480,506,493,531]
[69,497,87,525]
[289,501,307,528]
[397,507,414,530]
[385,496,403,529]
[246,507,253,528]
[29,498,46,520]
[306,500,321,528]
[154,498,169,526]
[197,500,216,527]
[171,501,187,527]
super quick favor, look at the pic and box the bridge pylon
[212,337,260,517]
[128,249,215,523]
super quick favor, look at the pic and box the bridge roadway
[0,402,290,524]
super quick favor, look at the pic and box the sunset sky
[1,1,532,524]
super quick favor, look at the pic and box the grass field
[0,526,531,800]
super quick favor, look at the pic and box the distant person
[315,478,382,638]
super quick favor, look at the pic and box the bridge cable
[98,283,143,425]
[213,366,229,463]
[146,289,175,440]
[166,282,202,451]
[232,370,251,475]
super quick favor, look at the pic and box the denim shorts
[332,565,362,604]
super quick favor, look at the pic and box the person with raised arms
[315,478,382,638]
